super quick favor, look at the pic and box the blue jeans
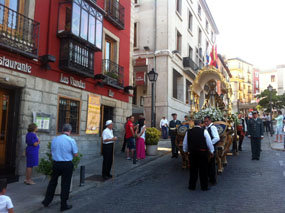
[162,126,168,139]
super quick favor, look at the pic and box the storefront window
[58,97,80,134]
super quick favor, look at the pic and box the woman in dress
[136,118,146,160]
[25,123,40,185]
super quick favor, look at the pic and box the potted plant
[145,127,161,156]
[37,142,82,194]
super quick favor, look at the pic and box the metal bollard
[80,165,85,186]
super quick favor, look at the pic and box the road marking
[279,160,283,166]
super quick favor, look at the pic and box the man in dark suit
[183,120,214,191]
[247,111,264,160]
[169,113,181,158]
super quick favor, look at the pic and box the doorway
[0,86,21,183]
[100,105,114,135]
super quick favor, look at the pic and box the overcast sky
[206,0,285,69]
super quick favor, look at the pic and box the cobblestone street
[36,135,285,213]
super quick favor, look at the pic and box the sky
[206,0,285,69]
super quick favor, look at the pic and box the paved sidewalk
[269,134,285,151]
[7,140,171,213]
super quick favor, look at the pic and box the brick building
[0,0,132,182]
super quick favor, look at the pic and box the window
[195,48,199,64]
[134,0,139,5]
[206,41,209,54]
[58,0,103,50]
[188,10,193,31]
[105,35,117,62]
[173,69,184,101]
[211,31,214,42]
[186,80,192,104]
[188,45,193,59]
[176,30,182,54]
[271,75,275,82]
[206,20,209,33]
[176,0,181,15]
[58,97,80,134]
[198,4,201,18]
[198,28,202,45]
[134,22,138,48]
[255,72,259,77]
[256,81,259,89]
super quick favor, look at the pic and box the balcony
[57,0,104,51]
[0,3,40,58]
[105,0,125,30]
[59,38,94,78]
[183,57,199,73]
[102,59,124,89]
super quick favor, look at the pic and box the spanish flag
[210,45,218,68]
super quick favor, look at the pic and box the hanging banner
[86,94,101,134]
[135,71,145,86]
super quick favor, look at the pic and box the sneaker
[126,157,131,160]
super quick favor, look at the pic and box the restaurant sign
[0,56,31,73]
[60,73,86,89]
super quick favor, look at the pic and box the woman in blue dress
[25,123,40,185]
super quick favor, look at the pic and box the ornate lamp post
[268,84,273,136]
[147,68,158,127]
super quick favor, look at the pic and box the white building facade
[132,0,218,126]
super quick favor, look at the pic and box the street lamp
[267,84,273,136]
[147,68,158,127]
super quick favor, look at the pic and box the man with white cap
[102,120,117,180]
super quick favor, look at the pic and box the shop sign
[86,94,101,134]
[134,57,148,67]
[0,56,31,73]
[108,89,114,97]
[135,71,145,86]
[60,73,86,89]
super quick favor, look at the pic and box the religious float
[175,66,238,177]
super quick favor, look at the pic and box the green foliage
[145,128,161,145]
[37,142,83,176]
[106,72,119,80]
[257,89,285,111]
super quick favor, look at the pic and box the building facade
[253,68,260,98]
[259,69,278,93]
[132,0,219,125]
[227,58,254,113]
[0,0,132,182]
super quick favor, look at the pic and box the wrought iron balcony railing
[59,38,94,78]
[105,0,125,30]
[183,57,199,73]
[102,59,124,89]
[0,3,40,58]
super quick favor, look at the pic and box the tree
[257,89,285,112]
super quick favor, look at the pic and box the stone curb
[268,134,285,151]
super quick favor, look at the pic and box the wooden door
[0,90,9,167]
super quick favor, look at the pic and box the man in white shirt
[0,179,14,213]
[204,116,220,185]
[183,120,214,191]
[102,120,117,180]
[160,116,168,139]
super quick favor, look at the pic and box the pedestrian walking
[0,179,14,213]
[247,111,264,160]
[204,116,220,185]
[274,111,283,143]
[136,118,146,160]
[264,114,271,133]
[160,116,168,139]
[102,120,118,180]
[169,113,181,158]
[121,116,129,153]
[42,124,78,212]
[183,120,214,191]
[237,113,247,151]
[125,115,136,160]
[25,123,40,185]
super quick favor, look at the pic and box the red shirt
[125,121,134,139]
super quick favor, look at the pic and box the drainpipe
[154,0,157,127]
[46,0,53,55]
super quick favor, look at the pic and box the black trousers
[265,121,270,132]
[170,134,178,156]
[238,131,244,149]
[208,151,216,184]
[102,143,114,177]
[251,137,261,159]
[121,135,127,152]
[189,151,208,190]
[43,161,73,207]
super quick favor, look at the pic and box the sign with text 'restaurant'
[0,56,31,73]
[135,71,145,86]
[60,73,86,89]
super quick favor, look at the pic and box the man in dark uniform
[247,111,264,160]
[183,120,214,191]
[169,113,181,158]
